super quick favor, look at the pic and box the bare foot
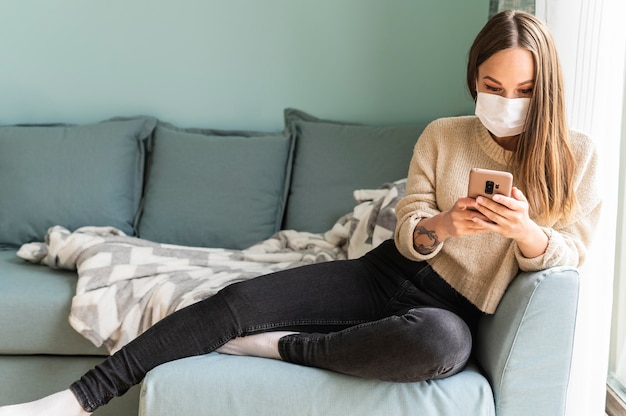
[0,390,91,416]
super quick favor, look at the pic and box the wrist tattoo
[414,225,441,255]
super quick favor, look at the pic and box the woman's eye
[485,85,501,92]
[520,88,533,95]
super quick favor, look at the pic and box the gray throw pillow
[282,108,422,233]
[0,117,157,246]
[137,123,291,249]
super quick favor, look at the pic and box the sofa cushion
[0,249,105,355]
[0,356,140,415]
[140,354,495,416]
[282,108,421,233]
[0,117,156,246]
[137,123,291,249]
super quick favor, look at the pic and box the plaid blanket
[17,179,405,353]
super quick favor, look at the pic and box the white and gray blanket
[17,179,405,354]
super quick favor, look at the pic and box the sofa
[0,109,580,415]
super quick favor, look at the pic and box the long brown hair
[467,10,577,224]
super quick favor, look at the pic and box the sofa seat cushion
[140,353,495,416]
[0,249,105,355]
[0,356,139,416]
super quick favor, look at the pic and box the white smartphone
[467,168,513,199]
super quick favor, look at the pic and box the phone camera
[484,181,495,194]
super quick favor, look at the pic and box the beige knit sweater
[394,116,601,314]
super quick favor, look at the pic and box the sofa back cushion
[282,109,422,233]
[136,123,291,249]
[0,117,156,246]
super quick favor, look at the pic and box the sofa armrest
[475,267,580,416]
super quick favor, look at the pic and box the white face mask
[474,92,530,137]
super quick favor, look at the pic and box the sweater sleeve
[515,132,602,271]
[394,121,444,261]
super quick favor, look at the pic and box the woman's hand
[439,197,495,238]
[413,188,548,259]
[470,187,548,258]
[413,197,493,255]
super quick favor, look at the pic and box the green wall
[0,0,489,130]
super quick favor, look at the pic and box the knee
[410,307,472,355]
[384,308,473,382]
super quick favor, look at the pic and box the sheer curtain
[535,0,626,414]
[608,57,626,409]
[612,129,626,405]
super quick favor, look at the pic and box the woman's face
[476,47,535,99]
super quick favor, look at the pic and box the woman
[0,10,600,416]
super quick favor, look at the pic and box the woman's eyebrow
[481,75,534,86]
[482,75,501,85]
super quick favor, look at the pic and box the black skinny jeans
[70,240,482,412]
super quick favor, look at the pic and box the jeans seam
[380,280,413,316]
[246,319,366,333]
